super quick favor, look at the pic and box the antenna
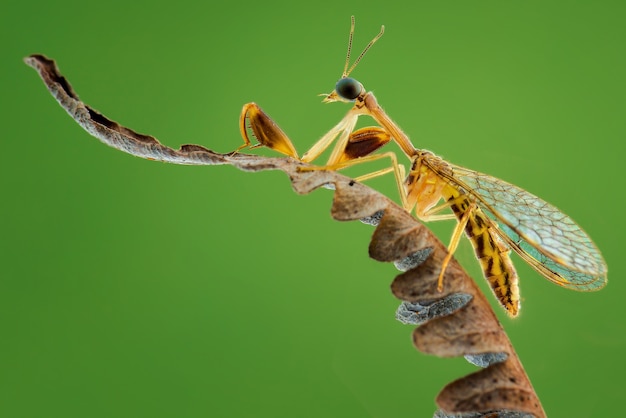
[342,16,385,78]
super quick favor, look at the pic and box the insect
[236,17,607,316]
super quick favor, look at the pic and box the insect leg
[235,103,299,158]
[419,195,469,221]
[300,151,408,209]
[300,111,360,163]
[436,198,476,291]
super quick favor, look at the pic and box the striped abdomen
[443,186,521,316]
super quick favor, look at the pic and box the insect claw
[437,273,445,292]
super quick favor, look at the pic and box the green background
[2,1,625,417]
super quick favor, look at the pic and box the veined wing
[426,158,607,290]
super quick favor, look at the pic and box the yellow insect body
[405,155,521,315]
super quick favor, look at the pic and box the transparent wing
[430,160,607,290]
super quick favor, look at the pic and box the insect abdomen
[446,189,521,316]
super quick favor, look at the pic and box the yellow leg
[420,194,470,220]
[353,166,394,182]
[301,111,360,163]
[299,151,408,209]
[436,202,475,291]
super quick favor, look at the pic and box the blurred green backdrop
[2,1,625,417]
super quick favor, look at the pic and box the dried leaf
[25,54,547,418]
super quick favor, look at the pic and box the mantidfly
[235,16,607,316]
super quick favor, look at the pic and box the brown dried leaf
[25,54,547,418]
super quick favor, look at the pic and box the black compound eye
[335,77,363,101]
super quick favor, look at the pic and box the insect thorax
[405,152,450,217]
